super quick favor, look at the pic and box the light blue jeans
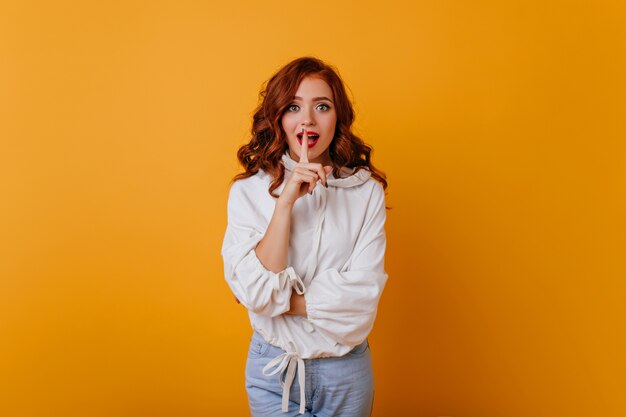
[245,331,374,417]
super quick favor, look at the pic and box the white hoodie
[221,150,388,414]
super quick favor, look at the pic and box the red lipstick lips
[297,130,319,139]
[297,130,320,148]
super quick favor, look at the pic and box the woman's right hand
[278,128,332,207]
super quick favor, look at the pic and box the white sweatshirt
[221,150,388,414]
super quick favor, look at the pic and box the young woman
[221,56,389,417]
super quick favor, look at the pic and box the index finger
[300,127,309,163]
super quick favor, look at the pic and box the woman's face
[281,76,337,165]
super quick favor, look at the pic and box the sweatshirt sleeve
[221,180,304,318]
[304,182,389,347]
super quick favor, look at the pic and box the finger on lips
[300,128,313,194]
[299,128,328,192]
[300,128,308,163]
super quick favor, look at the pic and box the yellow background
[1,1,624,416]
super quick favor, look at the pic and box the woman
[221,56,389,417]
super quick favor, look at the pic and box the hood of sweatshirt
[280,150,372,188]
[279,150,372,284]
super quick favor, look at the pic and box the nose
[300,105,316,127]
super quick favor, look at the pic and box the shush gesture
[278,128,332,206]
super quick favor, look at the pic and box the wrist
[287,293,307,317]
[276,197,294,210]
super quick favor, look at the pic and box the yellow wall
[1,1,624,416]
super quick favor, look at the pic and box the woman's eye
[287,103,330,112]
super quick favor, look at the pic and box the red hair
[232,56,388,201]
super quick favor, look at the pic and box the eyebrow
[293,96,333,103]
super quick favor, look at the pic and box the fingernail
[325,182,328,188]
[309,191,313,195]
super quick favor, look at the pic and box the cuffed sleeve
[305,182,389,347]
[221,181,305,318]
